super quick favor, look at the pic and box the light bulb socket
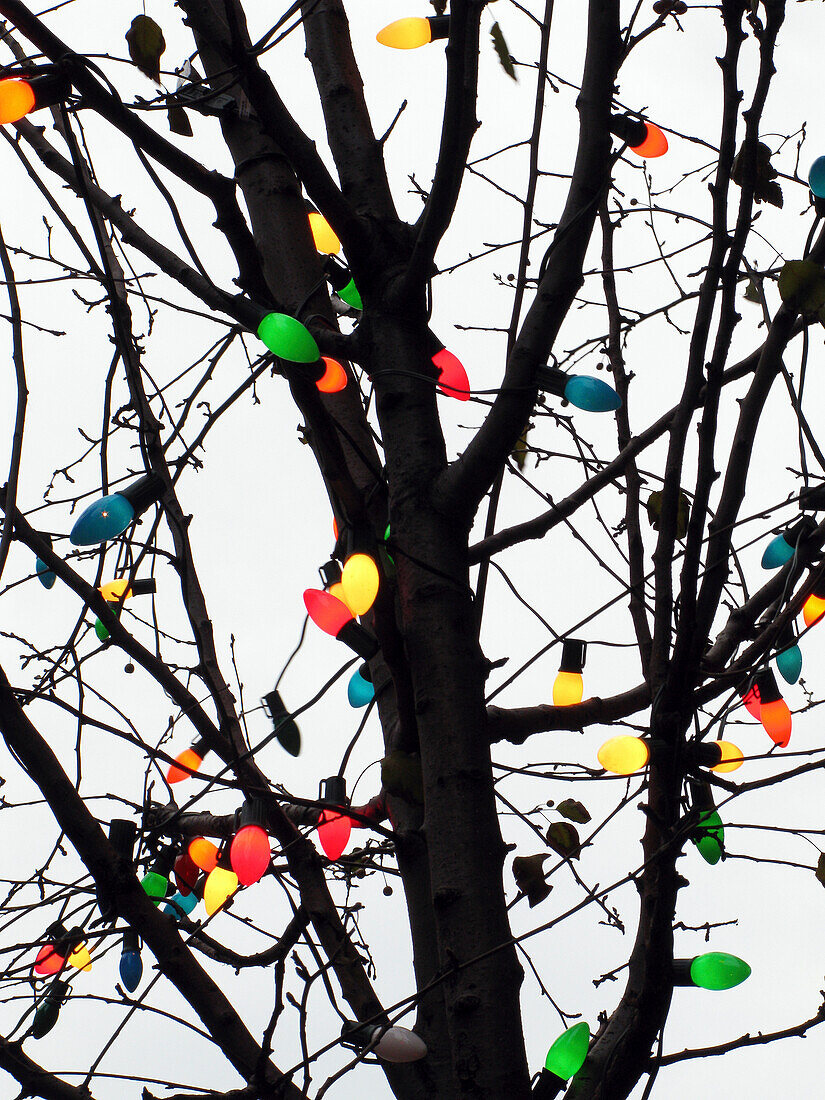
[189,736,209,758]
[303,197,319,215]
[426,329,446,358]
[672,958,696,986]
[687,778,715,813]
[357,661,373,684]
[263,688,288,721]
[559,639,586,674]
[335,619,379,659]
[806,570,825,601]
[45,920,69,945]
[20,67,72,110]
[691,741,726,769]
[108,818,136,859]
[609,113,649,148]
[120,472,165,518]
[535,364,568,398]
[776,622,798,651]
[215,844,234,872]
[320,775,348,806]
[148,845,177,878]
[323,255,352,293]
[799,483,825,511]
[753,669,782,706]
[320,559,343,587]
[532,1068,566,1099]
[122,928,140,954]
[129,578,157,597]
[427,15,451,40]
[238,798,267,830]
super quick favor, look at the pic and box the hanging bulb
[203,852,239,916]
[33,923,68,976]
[163,889,199,921]
[230,800,271,886]
[376,15,450,49]
[31,979,69,1040]
[553,639,586,706]
[0,78,35,123]
[70,473,164,545]
[628,122,668,158]
[533,1021,590,1098]
[262,688,301,757]
[776,642,802,685]
[323,255,362,310]
[317,776,351,860]
[673,952,751,991]
[432,347,470,401]
[174,850,199,895]
[307,211,341,255]
[809,156,825,199]
[66,931,92,973]
[803,574,825,627]
[257,312,320,363]
[341,553,380,616]
[316,357,348,394]
[348,663,375,708]
[761,518,814,569]
[739,680,762,719]
[341,1020,427,1062]
[708,741,744,773]
[141,847,175,904]
[536,365,621,412]
[188,837,220,873]
[597,736,651,775]
[688,780,724,866]
[753,670,791,747]
[166,736,209,784]
[119,930,142,992]
[609,114,668,158]
[303,588,379,659]
[35,535,56,588]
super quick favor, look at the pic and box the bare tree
[0,0,822,1097]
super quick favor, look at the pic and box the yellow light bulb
[328,581,354,612]
[98,578,132,603]
[711,741,743,773]
[553,670,583,706]
[308,211,340,255]
[203,866,239,916]
[376,17,433,49]
[341,553,379,616]
[68,942,92,972]
[803,593,825,628]
[597,736,651,775]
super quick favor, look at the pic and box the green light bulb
[257,313,320,363]
[338,278,362,310]
[31,980,68,1039]
[689,952,750,990]
[692,809,724,865]
[545,1021,590,1079]
[140,870,168,904]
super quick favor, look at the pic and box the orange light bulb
[629,122,668,158]
[760,699,791,747]
[0,78,36,124]
[188,837,219,873]
[167,747,204,784]
[803,593,825,628]
[316,357,348,394]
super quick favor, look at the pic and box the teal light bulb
[761,532,794,569]
[691,809,724,865]
[809,156,825,198]
[544,1021,590,1079]
[689,952,750,990]
[70,493,135,545]
[163,890,198,920]
[35,557,56,589]
[348,668,375,708]
[563,375,621,413]
[776,643,802,684]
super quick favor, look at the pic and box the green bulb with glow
[338,278,362,310]
[674,952,751,991]
[545,1021,590,1079]
[691,809,724,865]
[257,313,320,363]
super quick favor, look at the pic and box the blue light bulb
[119,948,142,992]
[70,493,135,546]
[776,644,802,685]
[163,891,198,920]
[563,375,621,413]
[348,668,375,708]
[809,156,825,198]
[761,532,795,569]
[35,558,56,589]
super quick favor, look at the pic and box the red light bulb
[174,851,199,895]
[230,824,270,886]
[167,746,203,784]
[317,810,351,861]
[303,588,353,636]
[34,943,65,976]
[740,683,761,719]
[629,122,668,158]
[316,357,348,394]
[433,348,470,401]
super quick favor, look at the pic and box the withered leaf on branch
[556,798,591,824]
[731,141,783,208]
[490,22,517,81]
[380,750,424,805]
[512,854,551,907]
[126,15,166,83]
[646,489,690,540]
[546,821,581,860]
[815,852,825,887]
[167,104,193,137]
